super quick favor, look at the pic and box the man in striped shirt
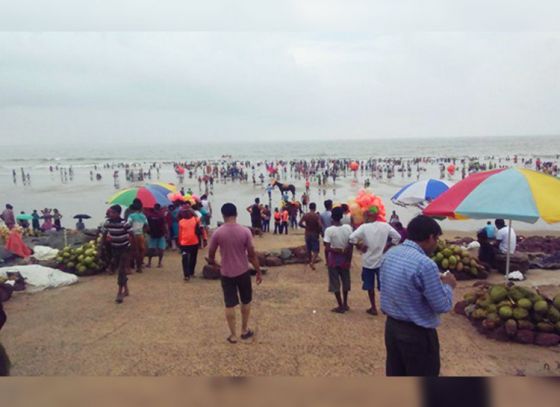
[380,215,456,376]
[102,205,134,304]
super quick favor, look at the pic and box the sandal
[240,330,254,340]
[331,307,345,314]
[227,336,238,344]
[366,308,378,316]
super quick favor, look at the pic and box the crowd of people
[0,204,64,232]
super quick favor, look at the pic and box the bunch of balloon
[347,189,387,228]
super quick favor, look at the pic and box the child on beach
[102,205,133,304]
[273,208,281,234]
[127,201,149,273]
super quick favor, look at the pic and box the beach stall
[423,168,560,278]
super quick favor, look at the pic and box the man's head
[495,219,505,229]
[6,204,12,210]
[309,202,316,211]
[477,230,488,243]
[153,203,161,212]
[341,203,349,214]
[255,198,260,204]
[486,221,491,225]
[407,215,442,255]
[221,203,238,220]
[324,199,333,211]
[109,205,122,220]
[331,207,344,223]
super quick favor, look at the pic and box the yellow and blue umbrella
[423,168,560,223]
[424,168,560,277]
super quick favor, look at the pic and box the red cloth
[5,230,32,258]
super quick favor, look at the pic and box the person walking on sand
[323,207,353,314]
[381,215,456,376]
[127,200,149,273]
[350,209,401,316]
[206,203,262,344]
[146,204,167,268]
[299,202,323,270]
[178,206,207,281]
[320,199,333,235]
[102,205,134,304]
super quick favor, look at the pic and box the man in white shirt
[349,210,401,315]
[494,219,516,254]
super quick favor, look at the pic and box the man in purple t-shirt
[207,203,262,344]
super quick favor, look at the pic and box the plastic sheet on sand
[0,265,78,292]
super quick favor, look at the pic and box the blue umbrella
[392,179,454,207]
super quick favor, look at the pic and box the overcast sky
[1,1,560,145]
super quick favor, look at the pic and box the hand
[255,271,263,285]
[441,272,457,289]
[205,256,220,267]
[202,240,208,248]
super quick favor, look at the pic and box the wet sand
[2,230,560,376]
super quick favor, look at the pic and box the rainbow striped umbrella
[107,183,176,208]
[423,168,560,223]
[423,168,560,277]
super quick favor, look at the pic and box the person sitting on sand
[206,203,262,344]
[323,207,354,314]
[477,230,496,270]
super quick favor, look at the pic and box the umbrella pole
[505,219,512,281]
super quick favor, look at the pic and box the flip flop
[227,336,238,344]
[240,330,254,340]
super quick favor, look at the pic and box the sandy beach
[2,229,560,376]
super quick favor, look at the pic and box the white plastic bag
[31,245,60,261]
[0,264,78,292]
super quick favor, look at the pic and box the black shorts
[221,271,253,308]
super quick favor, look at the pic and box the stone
[202,265,221,280]
[280,248,292,260]
[515,329,535,345]
[291,246,308,259]
[454,301,467,316]
[265,256,283,267]
[534,333,560,347]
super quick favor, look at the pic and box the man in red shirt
[207,203,262,344]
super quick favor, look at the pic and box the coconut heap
[55,237,105,276]
[455,283,560,347]
[432,239,488,280]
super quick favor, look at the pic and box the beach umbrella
[391,179,454,207]
[423,167,560,277]
[107,184,173,208]
[15,214,33,221]
[73,214,91,220]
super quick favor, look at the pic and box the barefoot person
[207,203,263,344]
[381,215,456,376]
[298,202,323,270]
[349,209,401,316]
[323,207,353,313]
[102,205,134,304]
[146,204,167,268]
